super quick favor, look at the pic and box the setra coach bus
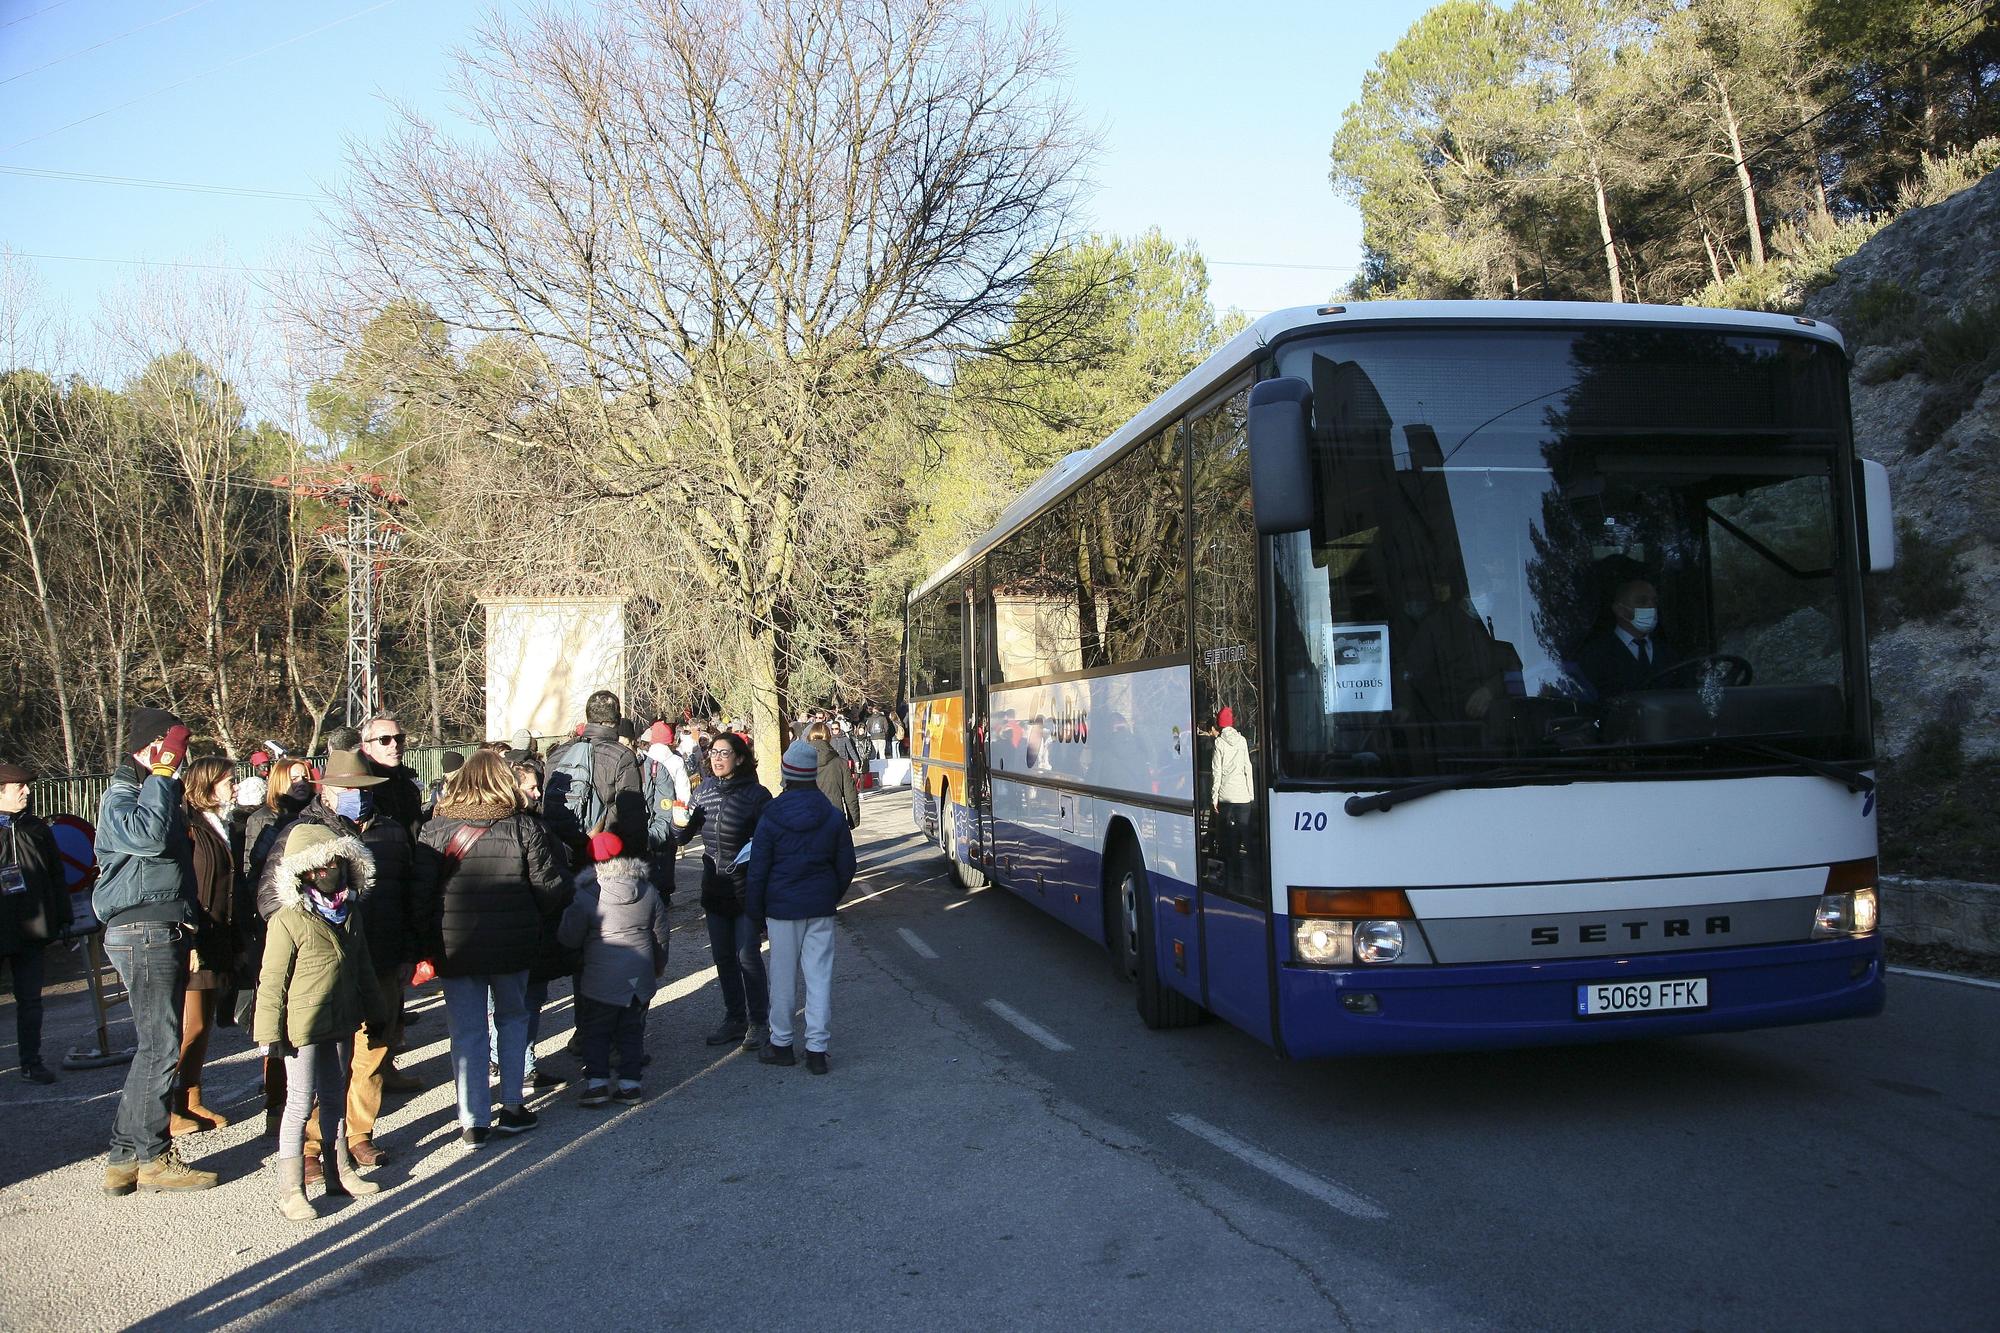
[904,301,1893,1057]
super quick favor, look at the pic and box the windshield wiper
[1705,739,1873,793]
[1556,733,1874,793]
[1343,765,1602,816]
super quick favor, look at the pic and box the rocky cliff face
[1806,169,2000,764]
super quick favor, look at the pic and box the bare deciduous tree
[313,0,1093,775]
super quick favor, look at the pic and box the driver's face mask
[1630,607,1660,634]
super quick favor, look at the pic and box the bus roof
[909,300,1847,604]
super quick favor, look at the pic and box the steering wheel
[1642,653,1753,689]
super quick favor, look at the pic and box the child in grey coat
[557,833,670,1105]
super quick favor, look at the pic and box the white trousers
[766,916,836,1053]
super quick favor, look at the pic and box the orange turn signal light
[1289,887,1413,919]
[1824,857,1877,895]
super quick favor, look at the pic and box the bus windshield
[1269,325,1868,783]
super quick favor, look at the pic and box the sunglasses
[367,734,406,745]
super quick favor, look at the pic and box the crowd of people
[6,690,887,1220]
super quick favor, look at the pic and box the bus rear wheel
[1107,845,1200,1030]
[940,784,987,890]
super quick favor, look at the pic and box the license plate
[1576,976,1708,1017]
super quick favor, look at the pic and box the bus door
[1190,383,1274,1042]
[963,569,995,868]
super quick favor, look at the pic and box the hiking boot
[495,1105,538,1135]
[138,1146,219,1192]
[20,1062,55,1085]
[346,1136,387,1168]
[579,1082,611,1108]
[705,1019,748,1047]
[275,1155,315,1222]
[461,1125,490,1149]
[805,1050,830,1076]
[612,1082,641,1105]
[741,1022,768,1052]
[103,1160,139,1197]
[304,1153,324,1188]
[759,1041,796,1066]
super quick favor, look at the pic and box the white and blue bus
[906,301,1892,1057]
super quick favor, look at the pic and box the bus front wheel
[1107,845,1201,1030]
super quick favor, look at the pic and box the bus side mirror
[1248,376,1314,535]
[1857,459,1895,572]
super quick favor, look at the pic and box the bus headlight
[1294,919,1354,966]
[1814,859,1879,938]
[1814,886,1879,937]
[1354,920,1405,963]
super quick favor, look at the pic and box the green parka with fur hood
[254,823,393,1049]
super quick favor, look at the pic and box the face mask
[307,880,350,924]
[333,787,369,821]
[1630,607,1660,634]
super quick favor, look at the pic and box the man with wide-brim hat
[254,747,387,1184]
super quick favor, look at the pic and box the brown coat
[186,809,237,990]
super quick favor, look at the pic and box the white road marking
[1888,965,2000,991]
[897,927,938,960]
[1169,1112,1388,1221]
[983,999,1072,1052]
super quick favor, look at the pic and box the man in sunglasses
[360,718,425,833]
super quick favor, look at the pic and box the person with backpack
[542,690,648,865]
[671,731,770,1050]
[418,750,570,1145]
[748,741,857,1075]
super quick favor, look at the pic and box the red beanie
[1217,706,1234,729]
[587,831,625,863]
[643,721,675,745]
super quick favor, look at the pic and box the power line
[7,250,294,276]
[0,0,78,31]
[0,0,223,87]
[0,163,328,202]
[1208,259,1359,273]
[0,0,403,155]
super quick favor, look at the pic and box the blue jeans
[102,923,187,1165]
[444,971,528,1126]
[705,909,767,1025]
[489,979,549,1080]
[576,995,646,1082]
[3,945,47,1067]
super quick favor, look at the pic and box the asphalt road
[1,789,1994,1331]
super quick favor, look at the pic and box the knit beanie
[440,751,466,775]
[643,721,675,746]
[781,739,819,783]
[124,707,181,757]
[587,831,625,863]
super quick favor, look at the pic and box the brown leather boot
[185,1087,231,1130]
[303,1153,324,1189]
[168,1090,204,1138]
[103,1160,139,1197]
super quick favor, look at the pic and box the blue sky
[0,0,1431,362]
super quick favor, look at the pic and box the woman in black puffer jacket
[671,731,770,1050]
[418,751,569,1143]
